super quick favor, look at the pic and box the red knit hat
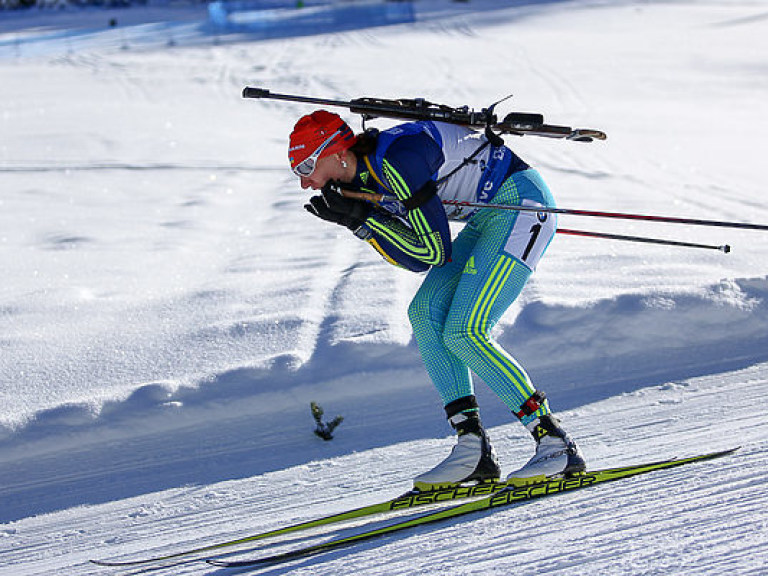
[288,110,357,174]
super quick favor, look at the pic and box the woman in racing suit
[289,110,585,489]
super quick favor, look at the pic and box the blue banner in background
[208,0,415,35]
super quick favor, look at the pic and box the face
[298,152,352,190]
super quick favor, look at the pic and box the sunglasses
[292,130,341,178]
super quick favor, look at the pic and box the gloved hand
[305,181,371,231]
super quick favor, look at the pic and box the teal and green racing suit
[350,120,556,424]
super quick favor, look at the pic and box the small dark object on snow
[311,402,343,441]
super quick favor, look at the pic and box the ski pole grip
[243,87,270,99]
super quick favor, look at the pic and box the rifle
[242,87,607,143]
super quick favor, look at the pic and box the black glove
[305,182,371,231]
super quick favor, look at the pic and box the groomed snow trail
[3,362,766,575]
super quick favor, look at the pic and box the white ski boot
[413,412,501,491]
[507,414,586,484]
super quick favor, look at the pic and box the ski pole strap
[515,390,547,419]
[362,156,438,211]
[402,180,438,211]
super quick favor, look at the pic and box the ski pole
[337,190,732,251]
[441,200,768,231]
[558,228,730,252]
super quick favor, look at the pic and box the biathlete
[288,110,586,489]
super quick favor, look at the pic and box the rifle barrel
[242,87,352,109]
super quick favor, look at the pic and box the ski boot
[507,414,586,485]
[413,399,501,491]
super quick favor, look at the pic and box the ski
[89,481,507,567]
[207,447,738,568]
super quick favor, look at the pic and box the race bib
[502,201,556,270]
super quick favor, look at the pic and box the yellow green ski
[207,447,738,569]
[90,480,508,567]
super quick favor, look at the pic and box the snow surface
[1,0,768,574]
